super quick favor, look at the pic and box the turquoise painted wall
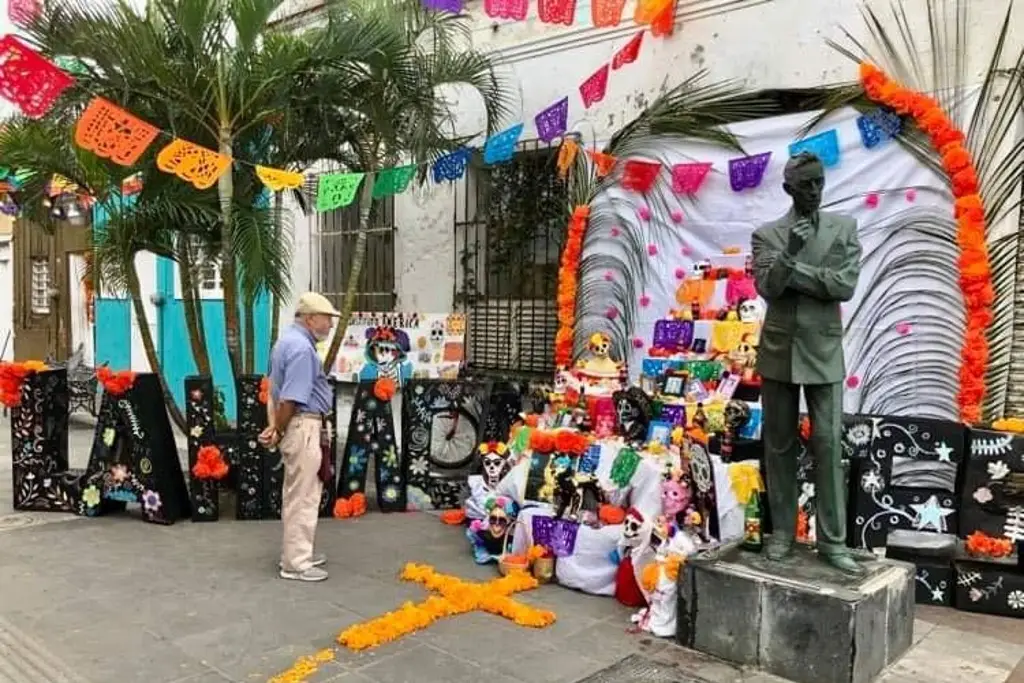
[92,198,133,372]
[156,256,271,420]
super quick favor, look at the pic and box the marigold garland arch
[859,63,993,424]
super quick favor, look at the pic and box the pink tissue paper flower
[604,271,614,282]
[681,245,693,256]
[639,294,651,308]
[610,227,621,237]
[670,209,684,223]
[895,321,912,336]
[638,206,651,221]
[845,375,861,389]
[865,193,880,208]
[674,268,686,280]
[647,244,658,256]
[905,189,917,202]
[632,337,645,349]
[605,307,619,320]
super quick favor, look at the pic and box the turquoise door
[156,257,271,421]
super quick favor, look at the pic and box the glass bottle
[742,493,763,552]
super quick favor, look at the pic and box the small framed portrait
[640,374,657,395]
[662,372,688,397]
[647,420,674,447]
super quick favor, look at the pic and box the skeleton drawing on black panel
[478,442,512,490]
[612,387,653,444]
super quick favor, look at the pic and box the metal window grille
[453,139,568,379]
[30,258,50,315]
[314,189,396,313]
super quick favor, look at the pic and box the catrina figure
[612,387,654,444]
[466,495,519,564]
[359,326,413,386]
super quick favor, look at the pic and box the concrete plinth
[677,544,915,683]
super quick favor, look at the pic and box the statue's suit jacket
[751,209,862,386]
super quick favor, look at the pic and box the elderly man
[259,292,340,582]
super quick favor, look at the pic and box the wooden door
[12,219,90,362]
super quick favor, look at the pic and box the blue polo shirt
[269,323,333,415]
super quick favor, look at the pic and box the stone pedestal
[677,544,915,683]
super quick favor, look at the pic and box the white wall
[280,0,1024,314]
[0,236,12,361]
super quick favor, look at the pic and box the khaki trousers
[280,416,324,572]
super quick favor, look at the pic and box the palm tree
[2,0,510,423]
[314,1,515,371]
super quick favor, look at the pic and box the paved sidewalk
[1,419,1023,683]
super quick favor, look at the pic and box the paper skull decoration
[661,477,692,519]
[478,441,511,489]
[429,320,446,347]
[737,298,764,323]
[612,387,653,444]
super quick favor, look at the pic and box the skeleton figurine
[614,507,650,607]
[478,441,512,490]
[612,387,653,444]
[721,400,752,460]
[577,332,621,376]
[553,467,578,519]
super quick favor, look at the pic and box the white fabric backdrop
[578,106,962,418]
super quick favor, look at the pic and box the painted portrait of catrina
[359,325,413,386]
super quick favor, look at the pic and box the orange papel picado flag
[75,97,160,166]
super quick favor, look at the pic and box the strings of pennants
[609,111,904,197]
[426,0,678,32]
[0,6,662,214]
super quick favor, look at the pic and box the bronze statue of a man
[750,151,864,575]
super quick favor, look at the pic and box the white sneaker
[279,566,329,582]
[279,554,327,571]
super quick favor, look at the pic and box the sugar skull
[661,478,692,519]
[738,298,764,323]
[478,441,511,489]
[588,332,611,358]
[622,507,646,546]
[429,320,445,347]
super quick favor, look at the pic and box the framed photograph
[716,371,740,400]
[640,374,656,394]
[662,373,687,397]
[647,420,674,447]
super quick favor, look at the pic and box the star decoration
[910,495,954,533]
[934,441,953,462]
[930,587,945,602]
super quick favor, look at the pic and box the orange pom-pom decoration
[598,504,626,525]
[350,492,368,517]
[373,377,397,402]
[333,498,353,519]
[440,509,466,525]
[192,445,229,481]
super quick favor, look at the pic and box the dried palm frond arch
[562,0,1024,422]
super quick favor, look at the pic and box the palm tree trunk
[177,240,212,376]
[243,291,256,374]
[127,258,186,432]
[217,123,242,382]
[269,191,282,360]
[323,174,375,372]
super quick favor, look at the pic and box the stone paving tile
[880,625,1021,683]
[356,643,523,683]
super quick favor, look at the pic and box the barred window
[30,258,51,315]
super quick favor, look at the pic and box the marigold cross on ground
[337,563,556,651]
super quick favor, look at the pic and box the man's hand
[787,218,813,255]
[258,425,279,448]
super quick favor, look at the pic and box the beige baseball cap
[295,292,341,317]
